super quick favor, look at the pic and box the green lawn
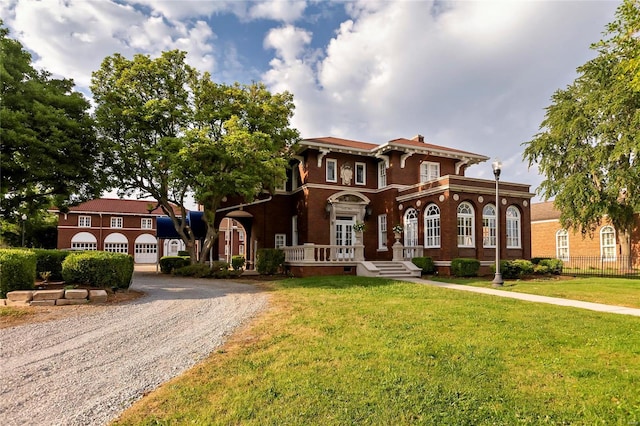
[436,276,640,309]
[113,276,640,425]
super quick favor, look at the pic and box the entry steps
[356,261,422,279]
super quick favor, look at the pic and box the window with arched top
[404,208,419,247]
[556,229,569,261]
[482,204,496,248]
[600,226,616,261]
[424,204,440,248]
[457,202,475,247]
[506,206,521,249]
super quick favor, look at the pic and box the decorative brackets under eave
[400,151,415,168]
[293,155,305,168]
[317,149,330,168]
[455,158,470,175]
[375,153,390,168]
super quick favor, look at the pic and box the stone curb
[4,289,109,307]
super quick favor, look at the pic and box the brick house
[531,201,640,268]
[213,135,534,276]
[217,218,246,263]
[55,198,185,263]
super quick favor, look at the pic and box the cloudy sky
[2,0,620,201]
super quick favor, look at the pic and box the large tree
[0,23,107,219]
[523,0,640,264]
[91,50,299,262]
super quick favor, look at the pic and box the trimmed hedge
[232,255,245,271]
[256,248,285,275]
[451,258,480,277]
[538,258,563,275]
[62,251,134,289]
[491,259,563,279]
[411,256,435,275]
[159,256,191,274]
[0,249,37,297]
[173,262,241,279]
[32,249,70,281]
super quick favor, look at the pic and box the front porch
[281,243,421,278]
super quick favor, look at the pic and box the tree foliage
[0,22,108,219]
[91,50,299,262]
[523,0,640,260]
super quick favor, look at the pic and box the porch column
[392,241,403,261]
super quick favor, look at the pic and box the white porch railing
[282,243,364,263]
[402,246,424,260]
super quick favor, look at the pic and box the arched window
[506,206,521,248]
[104,232,129,254]
[556,229,569,260]
[457,202,475,247]
[600,226,616,261]
[70,232,97,251]
[482,204,496,248]
[404,208,419,247]
[424,204,440,248]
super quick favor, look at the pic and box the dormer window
[420,162,440,182]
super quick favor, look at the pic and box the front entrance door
[335,216,355,259]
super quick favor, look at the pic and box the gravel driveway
[0,272,268,426]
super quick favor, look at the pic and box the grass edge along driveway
[113,276,640,425]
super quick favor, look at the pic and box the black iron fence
[538,256,640,278]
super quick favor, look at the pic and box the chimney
[411,134,424,143]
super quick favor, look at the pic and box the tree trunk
[619,229,632,270]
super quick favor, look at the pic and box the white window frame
[378,161,387,188]
[110,217,123,229]
[556,229,569,261]
[404,208,419,247]
[71,242,97,250]
[78,216,91,228]
[239,230,245,242]
[482,204,497,248]
[104,242,128,253]
[420,162,440,183]
[600,225,616,261]
[141,218,153,229]
[326,159,337,183]
[378,214,387,250]
[355,162,366,185]
[457,202,475,247]
[424,204,441,248]
[292,216,298,246]
[275,233,286,248]
[506,206,521,249]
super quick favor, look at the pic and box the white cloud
[249,0,307,23]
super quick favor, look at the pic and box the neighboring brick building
[214,135,534,276]
[55,199,185,263]
[531,201,640,267]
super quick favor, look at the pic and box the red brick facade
[55,199,184,263]
[216,136,534,274]
[531,201,640,267]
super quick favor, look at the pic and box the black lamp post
[492,160,503,286]
[21,213,27,247]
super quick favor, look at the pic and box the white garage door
[134,234,157,264]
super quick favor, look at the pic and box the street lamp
[492,160,503,287]
[21,213,27,247]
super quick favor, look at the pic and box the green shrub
[492,259,535,279]
[32,249,70,281]
[0,249,37,297]
[62,251,134,289]
[159,256,191,274]
[451,258,480,277]
[231,255,245,271]
[178,250,190,257]
[256,248,285,275]
[173,264,214,278]
[210,261,230,272]
[531,257,550,265]
[538,258,563,275]
[534,264,551,275]
[411,257,435,274]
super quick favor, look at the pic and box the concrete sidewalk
[405,278,640,317]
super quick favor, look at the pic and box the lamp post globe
[492,160,503,287]
[21,214,27,247]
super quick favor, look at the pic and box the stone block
[30,300,56,307]
[56,299,89,306]
[89,290,108,303]
[33,289,65,300]
[64,289,89,299]
[6,300,30,307]
[0,299,5,306]
[6,291,33,302]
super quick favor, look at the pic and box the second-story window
[78,215,91,228]
[111,217,123,228]
[355,162,366,185]
[141,218,153,229]
[326,159,337,183]
[378,161,387,188]
[420,162,440,182]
